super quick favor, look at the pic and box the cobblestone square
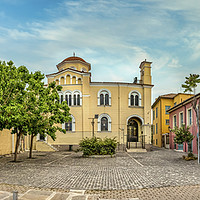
[0,148,200,199]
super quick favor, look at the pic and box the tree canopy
[0,60,71,161]
[171,126,194,145]
[182,74,200,94]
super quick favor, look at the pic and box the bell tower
[139,60,152,85]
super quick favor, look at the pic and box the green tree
[0,61,30,161]
[26,72,71,158]
[182,74,200,94]
[182,73,200,162]
[0,61,71,161]
[171,126,194,152]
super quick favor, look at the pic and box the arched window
[60,77,65,85]
[60,94,63,103]
[135,95,139,106]
[65,91,72,106]
[72,90,82,106]
[131,95,134,106]
[98,113,111,132]
[100,94,104,105]
[55,79,59,85]
[73,94,76,105]
[105,94,109,105]
[101,117,108,131]
[66,75,71,84]
[98,89,111,106]
[72,76,76,84]
[81,68,87,72]
[77,94,80,105]
[65,121,72,131]
[58,92,63,104]
[78,78,82,84]
[129,91,141,106]
[62,115,75,132]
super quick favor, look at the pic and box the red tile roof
[62,56,87,63]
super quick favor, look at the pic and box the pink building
[168,93,200,154]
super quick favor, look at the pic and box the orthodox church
[42,55,153,151]
[0,55,153,155]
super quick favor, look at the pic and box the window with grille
[101,117,108,131]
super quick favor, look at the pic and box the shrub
[78,137,117,156]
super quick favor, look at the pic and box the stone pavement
[0,148,200,199]
[0,184,200,200]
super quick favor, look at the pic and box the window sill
[97,131,112,133]
[128,106,143,108]
[66,131,75,133]
[98,105,111,107]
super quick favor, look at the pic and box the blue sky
[0,0,200,101]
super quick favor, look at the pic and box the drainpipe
[184,105,187,152]
[118,84,120,144]
[160,100,162,147]
[12,134,15,153]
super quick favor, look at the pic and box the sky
[0,0,200,102]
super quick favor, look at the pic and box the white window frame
[98,113,112,132]
[97,89,111,106]
[187,108,192,126]
[72,76,77,84]
[179,112,184,127]
[173,114,177,128]
[72,90,82,106]
[128,90,141,106]
[58,91,64,103]
[65,74,72,84]
[81,67,87,72]
[63,90,72,106]
[165,105,171,114]
[62,115,75,132]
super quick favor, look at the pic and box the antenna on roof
[73,52,76,57]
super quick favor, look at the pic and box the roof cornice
[46,68,91,77]
[168,93,200,113]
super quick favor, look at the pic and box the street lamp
[89,114,98,137]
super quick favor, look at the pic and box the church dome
[56,55,91,71]
[62,56,87,63]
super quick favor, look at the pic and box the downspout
[160,100,162,147]
[184,104,187,152]
[12,133,15,153]
[81,74,84,139]
[118,84,120,144]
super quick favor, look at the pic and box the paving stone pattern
[0,148,200,199]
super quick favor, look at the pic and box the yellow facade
[152,93,193,148]
[0,130,13,155]
[41,56,154,151]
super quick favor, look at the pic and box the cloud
[167,58,183,68]
[0,0,200,101]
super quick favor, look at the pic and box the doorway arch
[127,118,139,142]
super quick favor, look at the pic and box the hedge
[78,137,117,156]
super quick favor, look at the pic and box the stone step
[129,142,142,148]
[126,148,147,153]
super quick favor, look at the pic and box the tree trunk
[29,134,34,159]
[14,131,21,162]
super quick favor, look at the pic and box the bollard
[13,191,18,200]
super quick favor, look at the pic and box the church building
[39,55,153,151]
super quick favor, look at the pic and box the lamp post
[89,114,98,137]
[119,128,124,151]
[197,104,200,164]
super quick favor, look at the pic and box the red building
[168,93,200,154]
